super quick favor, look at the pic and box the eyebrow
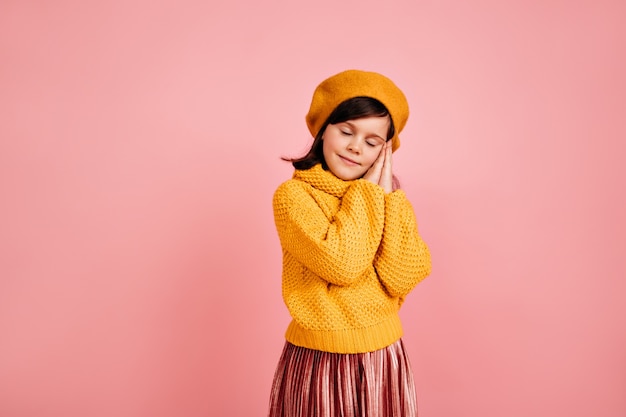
[343,121,386,142]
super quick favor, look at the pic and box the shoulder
[274,177,309,197]
[273,178,313,207]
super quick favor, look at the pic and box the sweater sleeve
[373,190,432,298]
[273,179,385,287]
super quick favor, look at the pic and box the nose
[347,137,361,154]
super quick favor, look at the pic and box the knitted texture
[305,69,409,152]
[273,164,431,354]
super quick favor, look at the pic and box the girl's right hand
[378,141,394,193]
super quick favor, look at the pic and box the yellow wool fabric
[273,164,431,354]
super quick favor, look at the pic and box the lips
[338,155,359,166]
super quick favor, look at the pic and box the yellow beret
[305,69,409,152]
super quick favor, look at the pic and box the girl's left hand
[379,141,393,193]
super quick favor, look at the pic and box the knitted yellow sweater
[273,164,431,354]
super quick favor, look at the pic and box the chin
[333,167,365,181]
[325,156,368,181]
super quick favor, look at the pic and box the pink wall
[1,1,624,416]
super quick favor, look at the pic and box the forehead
[341,116,390,132]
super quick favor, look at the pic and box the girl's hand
[363,144,386,186]
[379,141,393,193]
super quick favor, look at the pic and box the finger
[362,144,385,183]
[380,141,393,193]
[371,145,387,173]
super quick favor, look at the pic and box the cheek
[321,134,336,151]
[321,138,331,155]
[363,148,381,167]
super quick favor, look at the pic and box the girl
[268,69,432,417]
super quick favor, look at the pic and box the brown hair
[284,97,396,170]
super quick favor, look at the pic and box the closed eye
[340,130,352,136]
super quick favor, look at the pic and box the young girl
[268,70,432,417]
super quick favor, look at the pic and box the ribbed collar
[293,164,352,198]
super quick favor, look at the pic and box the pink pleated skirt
[268,339,418,417]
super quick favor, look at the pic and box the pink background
[1,1,624,416]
